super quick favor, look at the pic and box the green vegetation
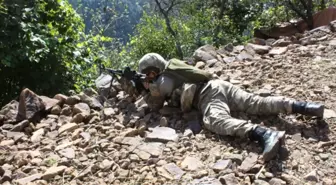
[0,0,335,106]
[0,0,109,105]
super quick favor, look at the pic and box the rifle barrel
[105,68,123,74]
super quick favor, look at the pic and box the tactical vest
[161,58,214,88]
[160,58,215,112]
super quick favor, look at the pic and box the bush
[0,0,106,106]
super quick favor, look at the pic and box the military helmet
[138,53,168,74]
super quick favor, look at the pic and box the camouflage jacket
[143,58,217,112]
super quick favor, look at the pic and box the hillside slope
[1,23,336,185]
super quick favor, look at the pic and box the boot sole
[263,131,286,162]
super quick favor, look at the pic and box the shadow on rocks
[248,114,331,142]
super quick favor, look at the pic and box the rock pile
[1,22,336,185]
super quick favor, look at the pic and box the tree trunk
[154,0,184,59]
[285,0,314,30]
[213,0,226,47]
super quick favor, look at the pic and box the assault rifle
[99,64,149,95]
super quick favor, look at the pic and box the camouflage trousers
[197,79,294,138]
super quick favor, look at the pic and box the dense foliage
[0,0,108,105]
[1,0,336,106]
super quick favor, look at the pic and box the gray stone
[58,148,75,159]
[329,20,336,32]
[212,160,232,172]
[13,173,42,185]
[239,152,258,172]
[71,113,84,123]
[163,163,185,180]
[39,96,60,111]
[42,166,67,180]
[224,43,234,52]
[136,142,164,157]
[269,178,286,185]
[78,92,103,110]
[116,169,129,178]
[133,149,151,160]
[53,94,68,104]
[206,59,218,67]
[195,61,206,69]
[269,47,288,55]
[304,170,318,182]
[5,131,25,142]
[58,123,78,134]
[0,100,19,123]
[234,45,245,53]
[73,103,90,116]
[272,39,292,47]
[17,88,45,121]
[223,153,243,165]
[223,57,236,63]
[328,39,336,46]
[323,109,336,119]
[219,173,239,185]
[103,108,115,118]
[0,169,12,182]
[193,50,216,62]
[319,153,329,160]
[193,45,218,61]
[50,105,62,115]
[0,139,14,146]
[65,95,80,105]
[255,179,270,185]
[188,176,221,185]
[245,43,271,55]
[181,156,204,171]
[236,51,254,61]
[146,127,179,143]
[100,159,113,171]
[31,128,45,143]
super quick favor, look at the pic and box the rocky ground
[1,22,336,185]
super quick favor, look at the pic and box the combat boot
[292,101,324,118]
[249,126,285,161]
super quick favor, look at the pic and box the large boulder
[245,43,271,55]
[0,100,19,124]
[193,45,218,62]
[95,74,118,98]
[17,88,45,122]
[329,20,336,32]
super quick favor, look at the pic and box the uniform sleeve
[143,75,175,110]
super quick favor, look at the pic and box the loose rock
[42,166,68,180]
[145,127,179,143]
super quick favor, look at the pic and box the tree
[0,0,106,106]
[279,0,335,30]
[68,0,149,45]
[284,0,315,29]
[153,0,184,59]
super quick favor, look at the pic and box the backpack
[161,58,214,84]
[160,58,215,112]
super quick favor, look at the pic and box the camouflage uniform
[143,73,294,138]
[197,79,294,138]
[134,53,324,161]
[137,53,295,138]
